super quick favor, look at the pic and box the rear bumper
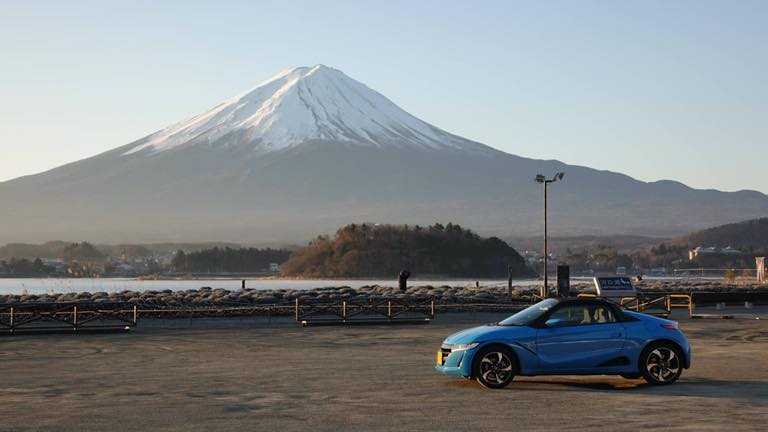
[671,333,692,369]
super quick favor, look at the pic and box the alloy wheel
[479,351,514,385]
[645,347,681,383]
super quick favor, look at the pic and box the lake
[0,277,555,295]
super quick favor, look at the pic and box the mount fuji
[1,65,767,244]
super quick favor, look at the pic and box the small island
[280,223,534,278]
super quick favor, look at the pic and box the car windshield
[498,298,559,326]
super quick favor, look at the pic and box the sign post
[557,265,570,298]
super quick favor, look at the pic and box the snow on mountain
[125,65,484,156]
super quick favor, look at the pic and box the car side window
[590,305,616,324]
[547,305,589,327]
[547,304,617,327]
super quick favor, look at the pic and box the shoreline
[2,280,767,308]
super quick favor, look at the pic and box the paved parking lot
[0,311,766,431]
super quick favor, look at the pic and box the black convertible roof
[547,296,637,322]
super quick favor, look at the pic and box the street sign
[593,276,636,298]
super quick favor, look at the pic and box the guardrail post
[387,301,392,321]
[342,301,347,321]
[692,294,696,316]
[10,306,14,331]
[133,305,138,325]
[73,305,78,330]
[431,300,435,319]
[295,298,299,321]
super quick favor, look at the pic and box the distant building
[546,253,559,264]
[522,250,540,266]
[688,246,742,261]
[521,250,558,266]
[269,263,280,272]
[42,258,67,274]
[650,267,668,276]
[114,262,137,276]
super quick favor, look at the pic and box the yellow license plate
[436,351,444,365]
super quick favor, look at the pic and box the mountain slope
[668,218,768,249]
[1,65,767,244]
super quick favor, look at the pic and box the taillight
[661,323,678,330]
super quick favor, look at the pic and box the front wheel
[640,343,683,385]
[473,346,516,389]
[620,373,641,380]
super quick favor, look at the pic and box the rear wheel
[640,343,683,385]
[473,346,516,389]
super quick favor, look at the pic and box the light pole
[534,172,564,298]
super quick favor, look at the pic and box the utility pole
[535,172,564,299]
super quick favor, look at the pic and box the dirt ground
[1,310,766,431]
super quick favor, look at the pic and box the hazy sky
[1,0,766,192]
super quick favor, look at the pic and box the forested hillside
[280,223,533,278]
[669,218,768,250]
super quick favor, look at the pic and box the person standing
[398,269,411,292]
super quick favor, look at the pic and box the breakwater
[1,280,766,308]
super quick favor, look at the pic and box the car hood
[443,324,529,345]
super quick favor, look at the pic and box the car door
[535,303,626,372]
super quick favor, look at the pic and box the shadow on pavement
[449,376,768,400]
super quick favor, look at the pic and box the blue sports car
[435,297,691,389]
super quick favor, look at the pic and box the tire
[639,342,683,385]
[472,345,517,389]
[620,373,642,380]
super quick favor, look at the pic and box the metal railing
[295,298,435,326]
[0,302,138,333]
[15,289,762,334]
[673,268,757,281]
[619,294,693,316]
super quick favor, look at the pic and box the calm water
[0,277,551,295]
[0,276,697,296]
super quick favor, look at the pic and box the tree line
[559,242,768,273]
[0,258,55,276]
[171,247,291,273]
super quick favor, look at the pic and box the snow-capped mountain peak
[125,65,481,155]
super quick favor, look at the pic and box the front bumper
[434,347,475,377]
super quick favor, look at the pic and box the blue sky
[1,0,766,192]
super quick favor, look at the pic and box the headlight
[450,342,479,352]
